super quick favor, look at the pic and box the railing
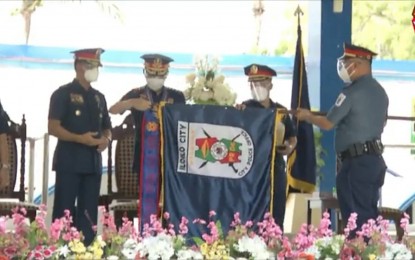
[26,134,49,205]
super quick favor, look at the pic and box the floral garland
[0,206,415,259]
[183,55,237,106]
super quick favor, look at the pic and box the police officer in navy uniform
[0,101,10,189]
[236,64,297,231]
[109,54,185,174]
[296,43,388,238]
[48,48,112,246]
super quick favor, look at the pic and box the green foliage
[352,0,415,60]
[262,1,415,60]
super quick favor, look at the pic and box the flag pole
[282,109,415,121]
[294,5,304,26]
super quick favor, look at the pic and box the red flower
[0,254,9,260]
[3,247,16,257]
[298,252,315,260]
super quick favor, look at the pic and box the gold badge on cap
[250,65,258,75]
[75,110,81,116]
[153,58,162,68]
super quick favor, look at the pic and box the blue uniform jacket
[48,79,112,174]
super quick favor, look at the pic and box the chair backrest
[0,115,26,200]
[107,114,137,200]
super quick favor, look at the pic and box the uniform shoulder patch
[335,93,347,107]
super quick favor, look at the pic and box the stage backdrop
[160,104,281,238]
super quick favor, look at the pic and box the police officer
[236,64,297,231]
[0,101,10,189]
[296,43,388,237]
[48,48,112,246]
[109,53,185,174]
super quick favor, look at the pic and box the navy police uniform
[49,48,111,245]
[120,54,185,173]
[327,43,388,236]
[242,64,297,230]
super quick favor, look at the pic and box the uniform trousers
[52,171,102,246]
[272,158,287,232]
[336,154,386,238]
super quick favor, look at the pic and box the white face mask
[84,68,99,82]
[146,77,165,91]
[251,86,269,101]
[337,60,354,84]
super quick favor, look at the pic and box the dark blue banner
[161,104,279,238]
[287,24,317,193]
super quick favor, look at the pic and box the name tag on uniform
[70,93,84,104]
[335,93,346,107]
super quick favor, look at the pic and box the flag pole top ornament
[294,5,304,25]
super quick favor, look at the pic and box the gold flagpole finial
[294,5,304,26]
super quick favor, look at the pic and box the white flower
[106,256,119,260]
[138,233,175,260]
[58,245,70,257]
[380,242,412,260]
[183,88,192,100]
[122,238,140,259]
[176,249,204,260]
[199,90,214,101]
[234,235,274,260]
[214,75,225,84]
[185,55,237,106]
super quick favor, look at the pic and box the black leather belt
[338,140,384,161]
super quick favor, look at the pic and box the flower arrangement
[183,55,237,106]
[0,205,415,260]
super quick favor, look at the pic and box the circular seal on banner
[211,141,229,161]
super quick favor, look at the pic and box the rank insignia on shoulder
[70,93,84,104]
[335,93,347,107]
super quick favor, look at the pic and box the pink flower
[150,214,158,224]
[344,212,358,237]
[401,212,410,237]
[244,220,253,228]
[193,218,206,225]
[0,216,7,234]
[19,207,27,216]
[179,217,189,235]
[202,233,213,244]
[209,210,216,217]
[43,248,53,258]
[231,212,241,227]
[163,212,170,220]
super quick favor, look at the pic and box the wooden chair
[0,115,37,221]
[99,114,138,227]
